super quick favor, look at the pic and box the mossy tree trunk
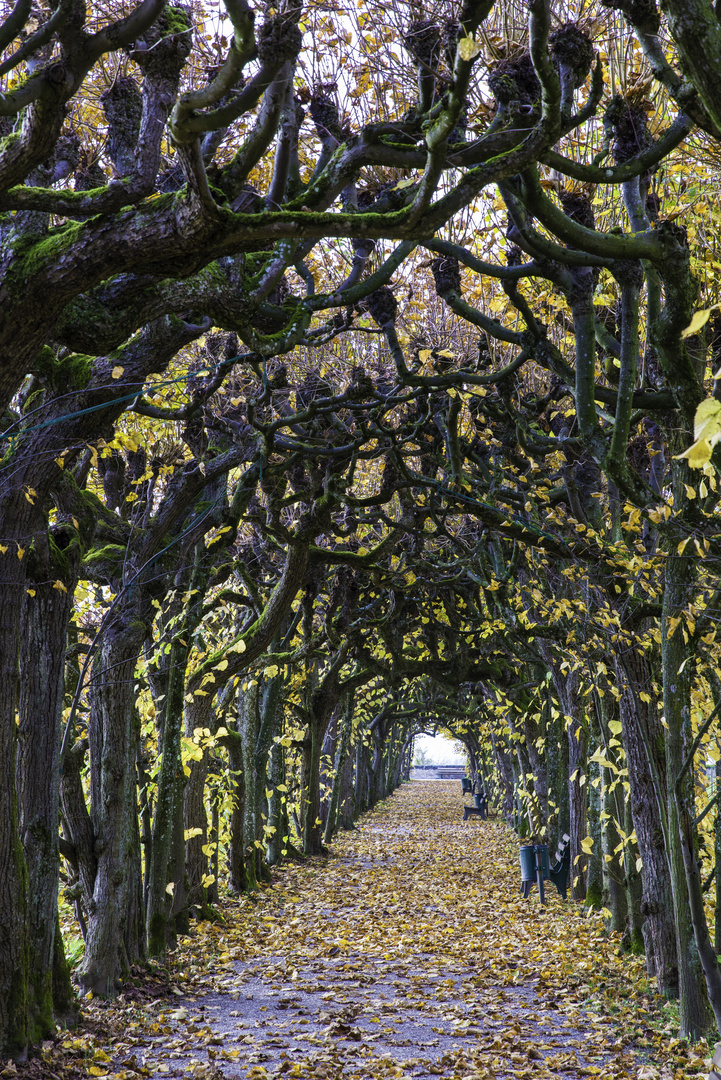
[593,690,627,932]
[662,509,715,1038]
[183,694,214,917]
[615,646,678,995]
[545,655,587,900]
[0,493,36,1057]
[585,752,603,911]
[145,636,189,957]
[79,615,147,997]
[266,740,285,867]
[222,727,246,892]
[237,681,262,889]
[623,796,644,955]
[17,573,75,1039]
[324,694,354,846]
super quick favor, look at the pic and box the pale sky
[414,733,466,766]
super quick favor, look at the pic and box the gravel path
[114,782,645,1080]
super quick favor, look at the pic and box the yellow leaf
[675,436,713,469]
[17,546,25,560]
[53,580,68,593]
[184,828,202,840]
[694,397,721,444]
[681,307,713,338]
[458,34,482,60]
[165,881,175,895]
[111,365,125,379]
[26,588,36,597]
[581,836,594,855]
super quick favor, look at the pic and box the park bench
[519,833,570,903]
[462,797,488,821]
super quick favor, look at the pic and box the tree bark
[615,647,678,995]
[146,637,188,956]
[17,578,74,1039]
[79,616,146,996]
[0,522,30,1057]
[662,524,715,1037]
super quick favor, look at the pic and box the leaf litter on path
[37,782,713,1080]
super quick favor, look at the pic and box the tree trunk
[662,528,715,1037]
[585,755,603,910]
[490,733,515,825]
[146,637,188,956]
[266,740,284,866]
[715,760,721,956]
[302,718,326,855]
[594,692,627,932]
[601,761,628,934]
[624,795,644,955]
[183,695,213,917]
[79,618,146,997]
[337,747,356,831]
[324,696,353,846]
[545,657,587,901]
[0,539,29,1057]
[225,729,247,891]
[238,682,262,889]
[17,580,73,1039]
[523,711,549,833]
[615,647,678,995]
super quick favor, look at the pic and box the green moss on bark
[7,222,86,297]
[32,349,92,391]
[147,912,167,959]
[627,926,645,956]
[584,880,604,910]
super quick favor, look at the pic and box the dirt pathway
[64,781,710,1080]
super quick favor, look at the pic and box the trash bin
[520,844,551,904]
[461,777,472,794]
[519,845,536,883]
